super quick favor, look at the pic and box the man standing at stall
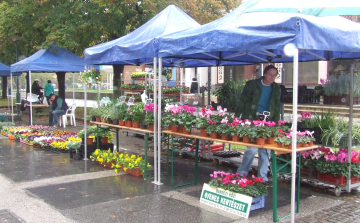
[235,65,281,185]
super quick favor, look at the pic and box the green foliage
[315,158,350,177]
[195,117,209,129]
[216,123,230,135]
[321,118,360,147]
[215,80,246,113]
[130,103,145,123]
[324,73,360,97]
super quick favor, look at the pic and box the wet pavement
[1,115,360,222]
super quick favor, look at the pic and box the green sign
[200,183,252,218]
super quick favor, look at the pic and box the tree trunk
[2,76,7,99]
[25,72,30,94]
[56,72,66,99]
[113,65,124,99]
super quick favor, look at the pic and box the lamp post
[12,33,22,106]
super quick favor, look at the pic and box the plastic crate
[317,172,346,185]
[250,195,265,211]
[300,168,318,179]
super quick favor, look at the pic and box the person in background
[235,65,281,186]
[190,77,198,93]
[44,80,55,104]
[31,79,44,103]
[48,94,69,127]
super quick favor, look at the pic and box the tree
[0,0,242,98]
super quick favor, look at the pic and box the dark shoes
[262,181,272,187]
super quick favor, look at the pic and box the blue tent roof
[0,62,20,76]
[156,2,360,63]
[11,45,84,73]
[84,5,245,67]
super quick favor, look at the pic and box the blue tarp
[84,5,246,67]
[156,2,360,63]
[0,62,20,76]
[11,45,84,73]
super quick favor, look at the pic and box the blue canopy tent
[10,44,85,125]
[85,4,248,185]
[156,3,360,222]
[84,4,246,68]
[0,62,21,76]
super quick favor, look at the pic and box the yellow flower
[124,167,127,171]
[120,154,124,158]
[107,158,110,163]
[131,155,136,159]
[90,156,93,159]
[115,169,118,173]
[91,68,95,72]
[116,165,120,169]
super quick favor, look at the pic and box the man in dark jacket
[31,79,44,102]
[190,78,198,93]
[48,94,69,127]
[236,65,281,185]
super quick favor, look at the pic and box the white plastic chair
[65,104,77,126]
[58,104,77,128]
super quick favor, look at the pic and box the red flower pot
[95,117,101,122]
[87,138,94,145]
[125,120,132,127]
[210,132,219,139]
[178,124,184,132]
[150,124,154,131]
[200,129,209,137]
[182,128,191,134]
[101,137,108,144]
[267,137,275,144]
[132,121,140,128]
[119,120,125,126]
[221,134,229,141]
[277,143,284,148]
[171,125,179,133]
[256,138,266,146]
[243,136,251,143]
[232,135,240,142]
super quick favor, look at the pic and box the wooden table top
[90,121,154,134]
[15,103,49,108]
[161,130,318,154]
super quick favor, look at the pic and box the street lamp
[12,33,22,106]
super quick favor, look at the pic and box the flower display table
[162,129,318,222]
[90,121,153,180]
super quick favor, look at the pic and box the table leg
[271,150,278,222]
[166,134,169,175]
[116,128,119,152]
[194,139,199,184]
[29,107,32,125]
[96,125,99,149]
[144,133,148,180]
[171,134,174,188]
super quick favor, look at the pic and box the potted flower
[123,109,133,127]
[274,135,288,148]
[241,120,256,143]
[96,126,113,144]
[228,118,242,142]
[216,117,231,140]
[113,153,152,176]
[195,106,213,137]
[130,102,145,128]
[206,120,219,139]
[252,120,272,145]
[90,149,118,168]
[205,171,268,212]
[66,137,82,160]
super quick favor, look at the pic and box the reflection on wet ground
[0,138,106,182]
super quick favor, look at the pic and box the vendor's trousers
[49,110,66,126]
[237,147,270,182]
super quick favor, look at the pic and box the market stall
[155,3,360,221]
[10,44,85,125]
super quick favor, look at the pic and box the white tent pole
[157,57,163,185]
[83,72,89,160]
[29,71,32,125]
[73,72,75,105]
[180,68,183,104]
[11,73,13,123]
[291,48,299,223]
[152,57,158,184]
